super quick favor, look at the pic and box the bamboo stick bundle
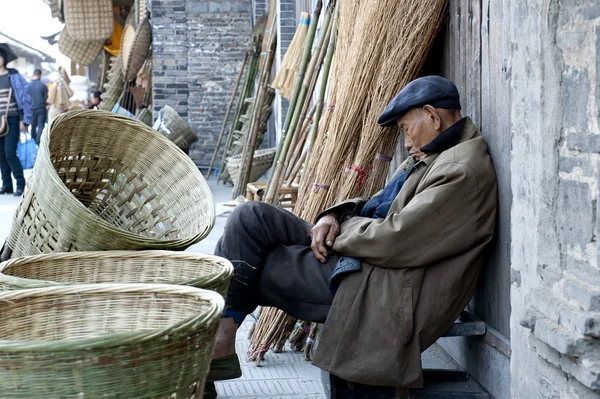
[217,17,265,184]
[273,316,297,353]
[363,128,402,194]
[263,0,323,202]
[282,104,316,181]
[288,320,311,352]
[260,0,277,69]
[233,14,278,199]
[264,1,333,204]
[303,322,320,360]
[335,0,447,201]
[272,12,311,100]
[206,51,249,179]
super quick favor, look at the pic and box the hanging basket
[2,110,215,260]
[0,251,234,297]
[64,0,114,41]
[58,28,104,66]
[154,105,198,151]
[226,147,276,185]
[0,283,223,398]
[121,16,152,81]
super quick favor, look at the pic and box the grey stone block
[563,68,590,131]
[558,179,593,247]
[208,1,231,12]
[567,133,600,152]
[559,156,593,176]
[189,2,209,13]
[561,277,600,312]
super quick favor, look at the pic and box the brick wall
[151,0,253,166]
[511,0,600,396]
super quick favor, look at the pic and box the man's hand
[310,213,340,263]
[19,121,26,133]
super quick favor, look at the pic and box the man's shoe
[0,187,13,194]
[207,354,242,381]
[13,189,24,197]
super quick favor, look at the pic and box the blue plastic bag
[17,132,38,170]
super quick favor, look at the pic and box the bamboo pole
[263,0,323,201]
[217,51,260,184]
[233,15,278,199]
[264,1,333,204]
[283,104,315,177]
[206,51,249,179]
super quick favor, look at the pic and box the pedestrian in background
[28,68,48,145]
[0,45,32,197]
[89,91,102,110]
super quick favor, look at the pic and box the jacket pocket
[402,287,414,345]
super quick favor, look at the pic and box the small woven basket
[2,110,215,260]
[64,0,114,41]
[0,251,234,297]
[226,147,276,185]
[0,283,223,398]
[121,16,152,81]
[58,28,104,66]
[154,105,199,151]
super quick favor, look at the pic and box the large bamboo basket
[0,251,233,296]
[64,0,114,41]
[2,110,215,260]
[0,283,223,398]
[58,28,104,66]
[121,16,152,82]
[154,105,199,151]
[225,147,276,186]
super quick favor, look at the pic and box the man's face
[397,108,439,157]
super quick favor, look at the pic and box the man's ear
[422,105,442,131]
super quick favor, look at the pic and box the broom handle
[264,0,323,202]
[206,51,249,179]
[267,2,334,203]
[300,3,339,191]
[283,104,315,176]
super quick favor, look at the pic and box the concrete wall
[151,0,253,166]
[510,0,600,397]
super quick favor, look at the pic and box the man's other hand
[310,213,340,263]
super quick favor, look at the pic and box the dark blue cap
[377,76,462,127]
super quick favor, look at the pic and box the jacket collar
[416,117,477,167]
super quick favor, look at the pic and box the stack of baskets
[154,105,199,153]
[0,110,232,398]
[226,147,277,186]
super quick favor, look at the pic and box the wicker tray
[2,110,215,260]
[225,147,276,185]
[64,0,114,41]
[0,283,223,398]
[0,251,233,296]
[121,16,151,81]
[58,28,104,66]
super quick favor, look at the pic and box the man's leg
[30,109,39,144]
[37,108,47,145]
[0,135,11,191]
[4,118,25,190]
[213,201,337,358]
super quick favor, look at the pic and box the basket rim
[37,110,215,247]
[0,251,234,289]
[0,283,224,352]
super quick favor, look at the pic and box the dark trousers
[0,116,25,190]
[30,108,47,145]
[215,201,338,323]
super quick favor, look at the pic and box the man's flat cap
[377,76,462,127]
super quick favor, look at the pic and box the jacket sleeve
[314,197,371,224]
[12,74,32,125]
[331,162,480,268]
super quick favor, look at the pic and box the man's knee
[228,201,271,230]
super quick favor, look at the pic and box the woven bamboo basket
[2,110,215,260]
[0,251,234,296]
[225,147,276,186]
[154,105,199,151]
[64,0,114,41]
[58,28,104,66]
[121,16,152,81]
[0,283,223,398]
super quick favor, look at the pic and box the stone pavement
[0,172,464,399]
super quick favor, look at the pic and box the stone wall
[151,0,253,166]
[511,0,600,397]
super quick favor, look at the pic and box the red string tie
[351,164,373,191]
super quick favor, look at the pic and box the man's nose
[404,136,413,149]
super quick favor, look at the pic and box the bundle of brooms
[247,0,447,363]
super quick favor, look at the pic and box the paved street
[0,172,462,399]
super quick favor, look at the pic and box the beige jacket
[312,118,498,387]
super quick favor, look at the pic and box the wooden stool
[246,181,298,210]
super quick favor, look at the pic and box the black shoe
[0,187,13,195]
[13,189,23,197]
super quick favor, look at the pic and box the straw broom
[264,0,333,204]
[336,0,447,201]
[272,12,311,100]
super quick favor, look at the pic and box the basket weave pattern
[226,147,276,185]
[155,106,198,151]
[64,0,114,41]
[5,110,215,259]
[58,28,104,66]
[0,251,234,297]
[0,283,223,398]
